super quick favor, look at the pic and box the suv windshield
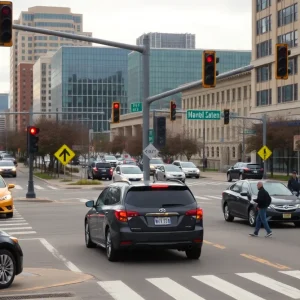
[96,163,111,168]
[125,189,195,208]
[150,159,163,164]
[250,182,292,196]
[121,167,142,174]
[181,162,196,168]
[0,161,14,166]
[105,156,116,160]
[164,165,181,172]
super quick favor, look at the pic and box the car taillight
[151,184,169,188]
[185,208,203,221]
[260,168,264,171]
[93,167,97,171]
[114,210,139,222]
[110,168,113,174]
[244,168,250,171]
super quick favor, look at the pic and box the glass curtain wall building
[128,49,251,109]
[51,47,129,132]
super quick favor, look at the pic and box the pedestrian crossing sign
[257,145,272,161]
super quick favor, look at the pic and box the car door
[98,187,121,244]
[230,163,241,180]
[237,182,251,218]
[229,181,243,215]
[156,166,165,180]
[92,188,109,243]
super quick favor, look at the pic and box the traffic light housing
[170,101,176,121]
[224,109,230,125]
[27,126,40,153]
[0,1,13,47]
[202,50,219,88]
[275,43,291,79]
[154,116,166,149]
[112,101,120,123]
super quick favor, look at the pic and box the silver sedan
[155,164,185,183]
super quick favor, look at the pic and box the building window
[257,16,271,35]
[232,89,236,101]
[226,89,230,102]
[232,147,236,158]
[256,64,272,82]
[256,39,272,58]
[221,91,225,103]
[256,89,272,106]
[243,86,247,99]
[217,147,219,157]
[278,30,298,48]
[237,88,241,100]
[278,84,298,103]
[212,93,215,105]
[257,0,271,12]
[289,57,298,75]
[278,4,298,27]
[212,147,214,157]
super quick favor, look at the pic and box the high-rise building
[10,6,92,130]
[251,0,299,118]
[0,94,9,144]
[128,49,251,109]
[136,32,195,49]
[0,93,9,111]
[51,47,129,132]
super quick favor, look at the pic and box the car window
[105,156,117,160]
[250,182,293,196]
[246,164,261,169]
[231,182,243,193]
[241,182,250,193]
[181,162,196,168]
[104,187,121,205]
[164,165,181,172]
[96,188,109,207]
[0,177,6,188]
[115,166,120,172]
[150,159,163,164]
[0,161,14,166]
[121,167,142,174]
[96,163,111,168]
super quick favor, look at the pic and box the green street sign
[149,129,154,143]
[131,102,143,113]
[186,110,221,120]
[244,129,256,135]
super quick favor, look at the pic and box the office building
[51,47,129,132]
[251,0,299,118]
[136,32,196,49]
[10,6,92,130]
[128,49,251,109]
[0,93,9,111]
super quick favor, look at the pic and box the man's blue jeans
[254,208,272,235]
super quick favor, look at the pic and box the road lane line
[79,199,89,203]
[14,185,23,190]
[193,275,265,300]
[237,272,300,298]
[146,277,205,300]
[203,240,226,249]
[8,218,24,220]
[280,270,300,279]
[39,238,82,273]
[0,227,32,230]
[195,196,211,201]
[204,195,221,199]
[6,231,36,235]
[98,280,145,300]
[34,185,44,190]
[240,254,290,270]
[48,186,58,190]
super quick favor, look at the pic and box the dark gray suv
[84,181,204,261]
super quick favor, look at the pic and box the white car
[113,165,143,182]
[155,164,185,183]
[173,161,200,178]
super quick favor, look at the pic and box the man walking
[288,171,299,196]
[249,181,272,237]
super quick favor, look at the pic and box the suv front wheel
[185,247,201,259]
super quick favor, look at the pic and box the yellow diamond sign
[54,144,75,166]
[257,145,272,161]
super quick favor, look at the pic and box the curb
[14,198,53,203]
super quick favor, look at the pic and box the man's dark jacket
[288,177,299,192]
[254,187,271,209]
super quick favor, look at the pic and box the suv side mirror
[85,200,95,208]
[231,166,234,169]
[240,192,248,196]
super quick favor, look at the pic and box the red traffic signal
[1,5,11,15]
[113,103,119,109]
[206,55,214,63]
[29,126,39,135]
[171,103,176,109]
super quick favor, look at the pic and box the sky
[0,0,252,93]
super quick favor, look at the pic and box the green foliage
[68,179,101,185]
[34,172,54,180]
[65,166,80,173]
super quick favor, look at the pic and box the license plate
[154,217,171,225]
[253,170,257,173]
[283,214,291,219]
[100,169,106,172]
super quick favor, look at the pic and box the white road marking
[98,280,145,300]
[204,195,221,199]
[147,277,206,300]
[6,231,36,235]
[79,199,89,203]
[34,185,44,190]
[48,186,58,190]
[195,196,211,201]
[193,275,265,300]
[0,223,28,226]
[0,219,26,222]
[280,270,300,280]
[39,238,82,273]
[6,218,24,220]
[14,185,23,190]
[237,272,300,299]
[0,227,32,230]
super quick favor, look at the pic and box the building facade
[128,49,252,110]
[10,6,92,130]
[251,0,299,118]
[136,33,196,49]
[33,52,55,121]
[182,71,252,170]
[51,47,130,132]
[0,93,9,111]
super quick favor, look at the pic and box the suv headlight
[0,194,12,201]
[296,204,300,208]
[12,167,16,171]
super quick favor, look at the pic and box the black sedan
[222,180,300,227]
[0,231,23,288]
[227,162,263,181]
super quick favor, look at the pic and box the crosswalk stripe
[48,186,58,190]
[193,275,265,300]
[146,277,206,300]
[0,227,32,230]
[4,231,36,235]
[98,280,145,300]
[0,219,26,223]
[9,218,24,220]
[79,199,89,203]
[0,223,28,226]
[14,185,23,190]
[237,272,300,298]
[34,185,44,190]
[280,270,300,279]
[195,196,211,201]
[204,196,221,199]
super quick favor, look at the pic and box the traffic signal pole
[26,108,35,198]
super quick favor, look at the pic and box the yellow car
[0,176,14,218]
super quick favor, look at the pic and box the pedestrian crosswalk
[0,207,36,236]
[97,270,300,300]
[13,184,58,191]
[187,181,230,187]
[195,195,222,201]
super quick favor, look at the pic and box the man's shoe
[265,232,272,238]
[249,233,258,237]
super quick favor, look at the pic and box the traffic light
[112,101,120,123]
[154,116,166,149]
[202,50,219,88]
[0,1,13,47]
[27,126,40,153]
[275,43,291,79]
[170,101,176,121]
[224,109,230,125]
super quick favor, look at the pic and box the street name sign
[131,102,143,113]
[54,144,75,165]
[257,145,272,161]
[149,129,154,143]
[186,110,221,120]
[143,143,159,159]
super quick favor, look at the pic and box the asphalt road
[1,171,300,299]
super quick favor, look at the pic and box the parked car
[84,181,203,261]
[103,155,118,168]
[1,155,17,166]
[149,158,164,175]
[173,161,200,178]
[222,180,300,227]
[155,164,186,183]
[227,162,263,182]
[113,165,143,182]
[0,231,23,289]
[87,161,113,180]
[0,161,17,178]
